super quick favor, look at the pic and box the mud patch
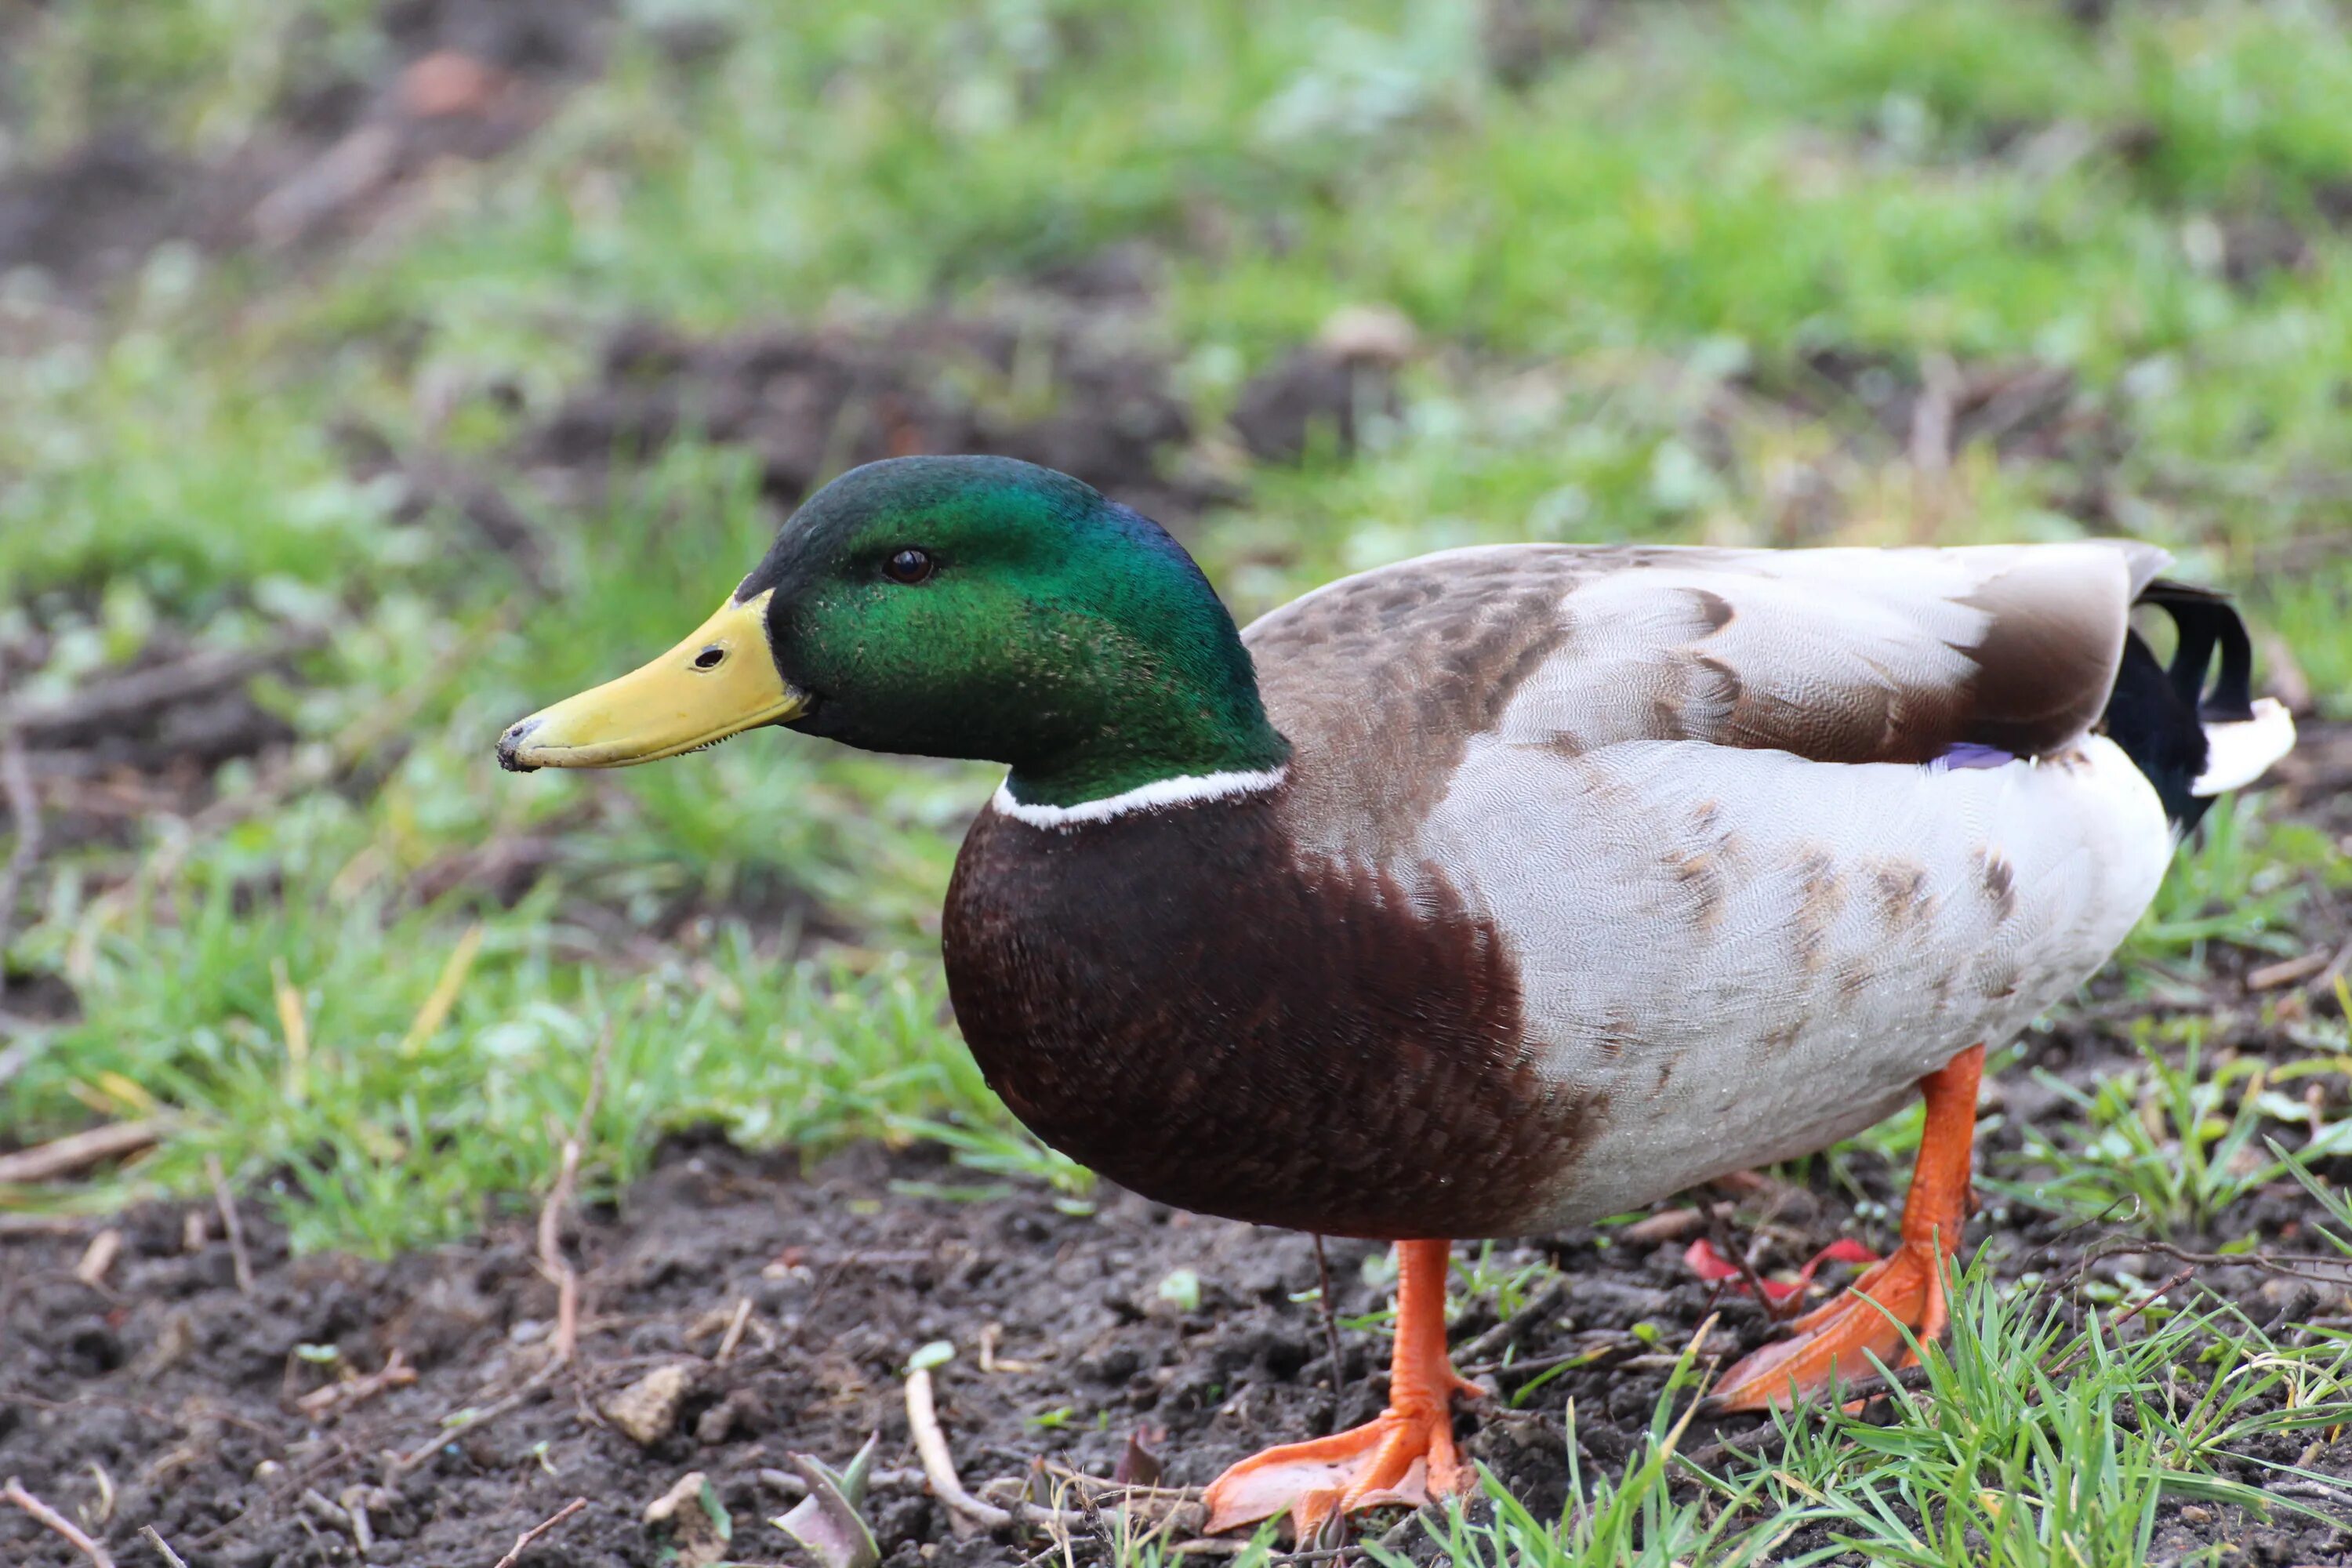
[0,0,612,297]
[1747,347,2102,468]
[522,304,1208,526]
[5,1102,2352,1568]
[0,630,314,862]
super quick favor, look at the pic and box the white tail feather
[2192,697,2296,797]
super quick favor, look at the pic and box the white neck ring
[989,766,1288,830]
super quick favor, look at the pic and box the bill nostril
[495,719,542,773]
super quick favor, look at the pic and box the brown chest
[939,795,1602,1240]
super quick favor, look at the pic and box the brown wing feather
[1243,542,2151,860]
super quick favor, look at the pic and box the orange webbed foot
[1200,1397,1469,1538]
[1201,1239,1480,1538]
[1707,1234,1946,1410]
[1708,1041,1984,1414]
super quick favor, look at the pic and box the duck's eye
[692,646,727,670]
[884,548,935,585]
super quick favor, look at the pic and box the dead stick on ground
[5,1475,116,1567]
[1310,1236,1347,1405]
[140,1526,191,1568]
[0,637,325,740]
[537,1138,583,1366]
[490,1496,587,1568]
[714,1296,753,1365]
[1455,1276,1569,1367]
[388,1362,557,1475]
[2083,1236,2352,1286]
[74,1229,123,1290]
[537,1027,612,1368]
[0,721,39,1004]
[1708,1203,1795,1322]
[0,1120,163,1185]
[907,1367,1014,1528]
[2309,931,2352,998]
[207,1154,255,1296]
[906,1369,1088,1530]
[2047,1265,2199,1380]
[296,1348,417,1417]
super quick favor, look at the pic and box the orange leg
[1202,1240,1483,1539]
[1710,1043,1983,1413]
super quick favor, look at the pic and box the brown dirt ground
[9,989,2352,1568]
[0,0,615,296]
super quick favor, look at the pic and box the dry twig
[207,1154,255,1296]
[905,1368,1087,1531]
[2308,932,2352,999]
[296,1348,417,1417]
[4,1475,115,1567]
[74,1229,122,1290]
[537,1138,584,1366]
[0,1120,162,1185]
[1461,1327,1642,1380]
[2249,949,2334,991]
[714,1296,753,1365]
[1706,1203,1799,1322]
[387,1361,559,1475]
[0,1214,86,1236]
[1454,1276,1569,1366]
[2045,1265,2199,1380]
[0,639,323,742]
[2082,1236,2350,1288]
[1309,1236,1347,1403]
[760,1465,928,1497]
[536,1025,612,1368]
[906,1367,1014,1529]
[490,1496,588,1568]
[0,722,39,1004]
[140,1526,191,1567]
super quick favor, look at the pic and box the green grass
[4,0,2351,1258]
[1368,1261,2352,1567]
[1745,1258,2352,1565]
[1991,1028,2352,1237]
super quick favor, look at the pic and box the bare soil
[7,1058,2352,1568]
[0,0,614,297]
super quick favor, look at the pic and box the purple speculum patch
[1932,742,2018,771]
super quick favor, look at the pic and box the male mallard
[499,455,2294,1536]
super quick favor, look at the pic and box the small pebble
[604,1363,695,1446]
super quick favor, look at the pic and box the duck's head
[497,456,1287,808]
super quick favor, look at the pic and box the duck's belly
[1417,735,2173,1225]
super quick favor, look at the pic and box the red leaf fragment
[1112,1425,1167,1486]
[1683,1236,1881,1303]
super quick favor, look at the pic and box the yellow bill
[496,590,806,771]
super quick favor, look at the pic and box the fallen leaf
[773,1432,880,1568]
[1112,1426,1165,1487]
[1684,1236,1880,1303]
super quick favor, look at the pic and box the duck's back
[1242,543,2176,1222]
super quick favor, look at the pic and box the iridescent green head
[497,456,1287,806]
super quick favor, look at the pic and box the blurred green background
[1,0,2347,1250]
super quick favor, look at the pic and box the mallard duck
[498,455,2295,1536]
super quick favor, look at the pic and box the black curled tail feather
[2102,578,2254,831]
[2136,579,2255,722]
